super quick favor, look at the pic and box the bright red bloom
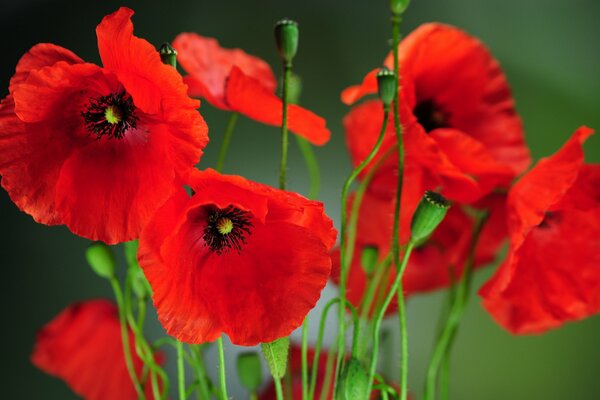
[332,189,507,315]
[31,299,162,400]
[173,33,331,145]
[0,7,208,244]
[342,23,530,204]
[138,169,337,345]
[479,127,600,334]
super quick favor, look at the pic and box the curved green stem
[217,336,229,400]
[366,241,415,397]
[335,106,390,393]
[424,212,488,400]
[301,319,309,400]
[215,113,239,173]
[295,136,320,199]
[279,62,292,190]
[397,281,408,400]
[110,277,145,400]
[177,341,186,400]
[189,345,212,400]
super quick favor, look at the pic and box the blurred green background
[1,0,599,399]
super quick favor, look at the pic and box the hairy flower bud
[261,337,289,379]
[336,358,369,400]
[237,352,263,391]
[377,67,396,107]
[159,42,177,68]
[274,19,299,64]
[360,245,379,276]
[390,0,410,15]
[411,191,450,242]
[86,243,115,279]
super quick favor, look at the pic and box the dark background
[1,0,599,399]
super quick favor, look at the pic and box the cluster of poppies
[1,5,598,400]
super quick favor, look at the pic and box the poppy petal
[226,66,331,145]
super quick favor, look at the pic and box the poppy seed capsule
[336,358,368,400]
[274,19,299,64]
[159,42,177,68]
[377,67,396,107]
[411,191,450,243]
[360,245,379,276]
[390,0,411,15]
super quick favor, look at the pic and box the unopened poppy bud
[336,358,368,400]
[411,191,450,243]
[237,352,263,392]
[360,245,379,276]
[261,336,289,379]
[128,265,151,299]
[377,67,396,107]
[274,19,299,64]
[86,243,115,279]
[390,0,411,15]
[159,42,177,68]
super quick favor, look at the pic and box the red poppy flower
[173,33,330,145]
[137,168,337,345]
[479,127,600,334]
[0,7,208,244]
[31,299,162,400]
[342,23,530,203]
[332,189,507,316]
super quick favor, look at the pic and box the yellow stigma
[216,217,234,235]
[104,105,122,125]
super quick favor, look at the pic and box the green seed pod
[377,67,396,107]
[336,358,369,400]
[261,336,289,379]
[411,191,450,243]
[390,0,411,15]
[360,245,379,276]
[159,42,177,68]
[274,19,299,64]
[237,352,263,392]
[85,243,115,279]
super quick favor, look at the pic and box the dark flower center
[82,92,138,139]
[538,212,560,229]
[413,99,448,133]
[203,205,253,254]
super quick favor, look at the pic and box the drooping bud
[336,358,369,400]
[377,67,396,107]
[86,243,115,279]
[261,336,289,379]
[237,352,263,392]
[274,19,299,64]
[360,245,379,276]
[411,191,450,243]
[390,0,411,15]
[159,42,177,68]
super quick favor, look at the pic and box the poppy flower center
[82,92,138,139]
[203,205,253,254]
[413,99,448,133]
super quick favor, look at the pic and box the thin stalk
[319,345,337,400]
[177,341,186,400]
[215,113,239,173]
[189,345,212,400]
[217,337,229,400]
[389,11,407,399]
[279,62,292,190]
[366,241,415,397]
[301,319,309,400]
[424,212,488,400]
[335,106,390,393]
[295,136,320,199]
[274,378,285,400]
[110,277,145,399]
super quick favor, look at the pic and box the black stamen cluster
[81,92,138,139]
[203,205,253,255]
[413,99,448,133]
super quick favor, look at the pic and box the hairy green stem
[189,345,212,400]
[217,337,229,400]
[301,319,309,400]
[279,62,292,190]
[177,341,186,400]
[295,136,320,199]
[215,112,239,173]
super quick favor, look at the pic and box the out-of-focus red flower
[138,169,337,345]
[332,190,507,316]
[479,127,600,334]
[173,33,331,145]
[342,23,530,204]
[0,7,208,244]
[31,299,162,400]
